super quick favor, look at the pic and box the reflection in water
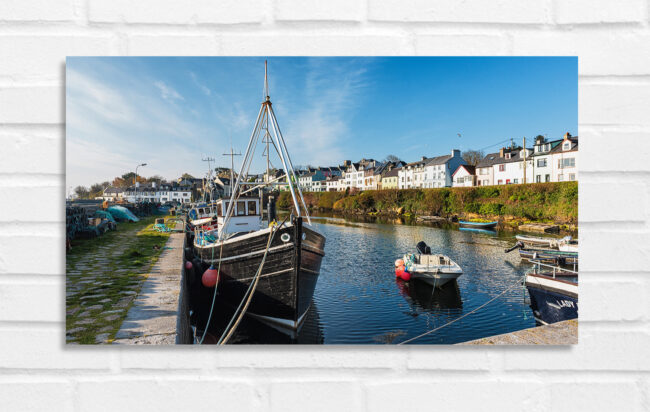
[194,212,538,344]
[396,279,463,311]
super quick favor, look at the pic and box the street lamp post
[135,163,147,202]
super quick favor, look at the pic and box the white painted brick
[76,379,259,411]
[88,0,265,25]
[579,231,650,272]
[270,381,362,412]
[407,346,498,370]
[580,180,647,222]
[580,278,647,321]
[0,282,62,322]
[368,0,550,24]
[504,327,650,370]
[0,87,62,124]
[580,82,650,126]
[415,34,509,55]
[580,130,650,171]
[0,128,63,174]
[0,327,111,369]
[0,0,76,22]
[275,0,364,22]
[126,34,219,55]
[512,31,650,75]
[554,0,646,24]
[220,33,414,55]
[216,348,403,369]
[0,187,64,222]
[0,382,74,412]
[119,349,216,370]
[366,381,547,412]
[0,236,63,275]
[548,381,643,411]
[0,35,116,82]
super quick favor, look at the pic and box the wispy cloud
[154,81,184,102]
[190,71,211,96]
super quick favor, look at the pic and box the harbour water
[197,213,540,344]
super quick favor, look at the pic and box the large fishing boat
[524,260,578,325]
[191,62,325,334]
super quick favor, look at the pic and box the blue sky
[66,56,577,188]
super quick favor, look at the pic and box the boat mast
[221,60,312,236]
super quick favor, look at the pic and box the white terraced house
[398,157,428,189]
[551,133,578,182]
[422,149,466,188]
[123,182,192,203]
[452,165,476,187]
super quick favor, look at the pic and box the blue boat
[458,220,498,229]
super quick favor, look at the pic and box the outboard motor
[416,241,431,255]
[504,241,524,253]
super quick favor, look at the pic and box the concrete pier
[460,319,578,345]
[113,230,185,345]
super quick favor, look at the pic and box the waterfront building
[550,133,578,182]
[124,182,192,203]
[399,157,428,189]
[298,170,326,192]
[101,186,124,201]
[381,167,400,189]
[491,145,534,185]
[422,149,466,188]
[452,165,476,187]
[325,176,341,192]
[529,135,559,184]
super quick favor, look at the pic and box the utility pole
[223,147,241,196]
[202,156,215,201]
[522,136,527,184]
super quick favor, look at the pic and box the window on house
[558,158,575,169]
[248,201,257,215]
[514,178,518,184]
[535,175,541,183]
[558,174,564,182]
[537,159,547,167]
[569,173,576,181]
[497,179,503,185]
[499,164,505,172]
[545,174,550,182]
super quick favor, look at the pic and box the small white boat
[515,234,578,252]
[400,242,463,288]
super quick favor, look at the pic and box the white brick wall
[1,1,649,410]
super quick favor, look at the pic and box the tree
[147,175,164,184]
[181,173,195,180]
[74,186,89,199]
[462,149,485,166]
[384,154,401,163]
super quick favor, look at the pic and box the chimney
[499,148,505,158]
[343,160,351,167]
[564,132,571,140]
[451,149,460,157]
[421,156,426,162]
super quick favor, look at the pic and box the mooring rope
[218,216,287,345]
[397,273,527,345]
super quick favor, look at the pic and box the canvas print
[66,57,578,345]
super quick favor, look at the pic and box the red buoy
[395,265,406,278]
[202,266,220,287]
[400,270,411,281]
[185,261,193,270]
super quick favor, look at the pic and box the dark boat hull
[194,217,325,331]
[525,274,578,325]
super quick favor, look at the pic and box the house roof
[477,147,528,167]
[549,136,579,154]
[103,186,124,194]
[425,154,452,166]
[383,167,401,178]
[452,164,476,177]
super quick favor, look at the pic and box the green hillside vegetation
[276,182,578,223]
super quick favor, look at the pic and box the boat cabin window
[237,201,246,216]
[248,200,257,215]
[198,208,204,214]
[217,203,222,216]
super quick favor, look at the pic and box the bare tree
[384,154,401,163]
[462,149,485,166]
[74,186,89,199]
